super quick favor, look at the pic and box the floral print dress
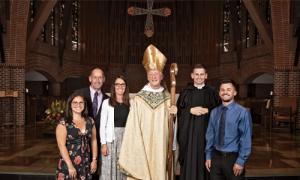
[56,117,94,180]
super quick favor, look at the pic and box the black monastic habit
[177,84,220,180]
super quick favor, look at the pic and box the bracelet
[92,157,97,161]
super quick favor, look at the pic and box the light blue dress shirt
[205,101,252,166]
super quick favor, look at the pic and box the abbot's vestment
[118,85,170,180]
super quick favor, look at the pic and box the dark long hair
[109,75,130,107]
[64,91,89,123]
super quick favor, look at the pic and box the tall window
[224,0,271,50]
[29,0,35,23]
[50,9,56,46]
[72,0,79,51]
[223,0,230,52]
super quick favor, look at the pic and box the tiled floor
[246,126,300,177]
[0,124,57,176]
[0,123,299,179]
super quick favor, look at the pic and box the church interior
[0,0,300,179]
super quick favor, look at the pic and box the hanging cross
[127,0,171,38]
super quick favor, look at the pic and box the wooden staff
[167,63,178,180]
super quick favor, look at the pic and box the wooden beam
[243,0,273,50]
[58,0,73,66]
[27,0,58,49]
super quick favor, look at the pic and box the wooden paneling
[80,1,222,67]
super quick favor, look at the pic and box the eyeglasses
[114,83,126,87]
[71,101,84,106]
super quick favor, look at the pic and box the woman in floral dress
[56,92,98,180]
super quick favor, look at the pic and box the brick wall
[271,0,293,104]
[6,1,29,64]
[271,0,300,128]
[271,0,291,67]
[288,69,300,97]
[0,64,25,126]
[273,70,289,105]
[0,1,29,126]
[26,42,274,95]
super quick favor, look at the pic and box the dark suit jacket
[77,87,109,146]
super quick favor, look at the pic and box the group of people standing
[55,44,252,180]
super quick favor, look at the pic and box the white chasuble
[119,89,170,180]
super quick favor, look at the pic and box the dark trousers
[92,174,99,180]
[210,150,245,180]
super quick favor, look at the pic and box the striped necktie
[92,91,98,118]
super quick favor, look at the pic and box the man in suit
[77,67,109,179]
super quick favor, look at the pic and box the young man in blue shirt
[205,79,252,180]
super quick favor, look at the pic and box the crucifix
[127,0,171,38]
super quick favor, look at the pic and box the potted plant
[44,99,66,133]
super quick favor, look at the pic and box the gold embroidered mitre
[142,44,167,72]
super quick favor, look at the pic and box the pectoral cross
[127,0,171,38]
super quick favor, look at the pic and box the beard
[220,94,233,102]
[222,98,232,102]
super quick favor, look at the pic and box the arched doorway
[25,70,49,96]
[247,73,273,98]
[25,70,51,125]
[244,73,274,124]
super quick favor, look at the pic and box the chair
[278,97,297,114]
[272,106,296,133]
[271,96,297,132]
